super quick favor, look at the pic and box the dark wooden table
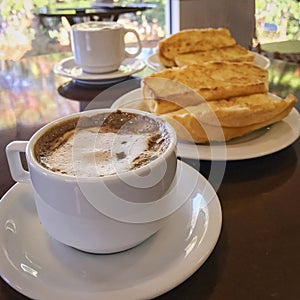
[37,3,155,26]
[0,51,299,299]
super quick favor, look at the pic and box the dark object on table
[257,40,300,64]
[57,77,141,111]
[37,3,155,25]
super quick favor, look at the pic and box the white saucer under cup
[53,57,146,85]
[0,161,222,300]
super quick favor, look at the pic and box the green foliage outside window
[255,0,300,41]
[0,0,48,20]
[116,0,166,29]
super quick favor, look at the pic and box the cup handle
[124,28,142,58]
[6,141,31,184]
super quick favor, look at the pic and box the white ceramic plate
[0,160,222,300]
[53,57,146,85]
[111,88,300,160]
[145,52,271,72]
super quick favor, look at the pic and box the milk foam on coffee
[72,21,122,31]
[35,111,170,177]
[43,129,154,177]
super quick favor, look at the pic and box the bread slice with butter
[174,44,255,67]
[161,93,297,143]
[142,61,269,114]
[158,28,236,67]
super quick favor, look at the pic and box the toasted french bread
[174,44,255,67]
[161,94,297,143]
[192,93,297,127]
[142,62,269,114]
[158,28,236,67]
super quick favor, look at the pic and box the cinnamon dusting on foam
[35,111,170,177]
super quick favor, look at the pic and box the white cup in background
[70,21,142,74]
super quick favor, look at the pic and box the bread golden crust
[143,26,297,143]
[161,94,297,143]
[197,93,297,127]
[174,44,255,67]
[142,78,204,114]
[142,62,269,114]
[158,28,236,67]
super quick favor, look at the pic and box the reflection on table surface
[0,49,300,300]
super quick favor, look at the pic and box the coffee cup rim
[71,21,124,31]
[27,108,177,181]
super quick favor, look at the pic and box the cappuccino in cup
[6,109,177,253]
[70,21,142,74]
[35,110,171,177]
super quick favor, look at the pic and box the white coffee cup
[70,21,142,74]
[6,109,177,253]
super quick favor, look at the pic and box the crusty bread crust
[142,78,205,114]
[142,27,297,143]
[157,52,175,68]
[161,94,297,143]
[158,28,236,67]
[174,44,255,67]
[143,62,269,114]
[195,93,297,127]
